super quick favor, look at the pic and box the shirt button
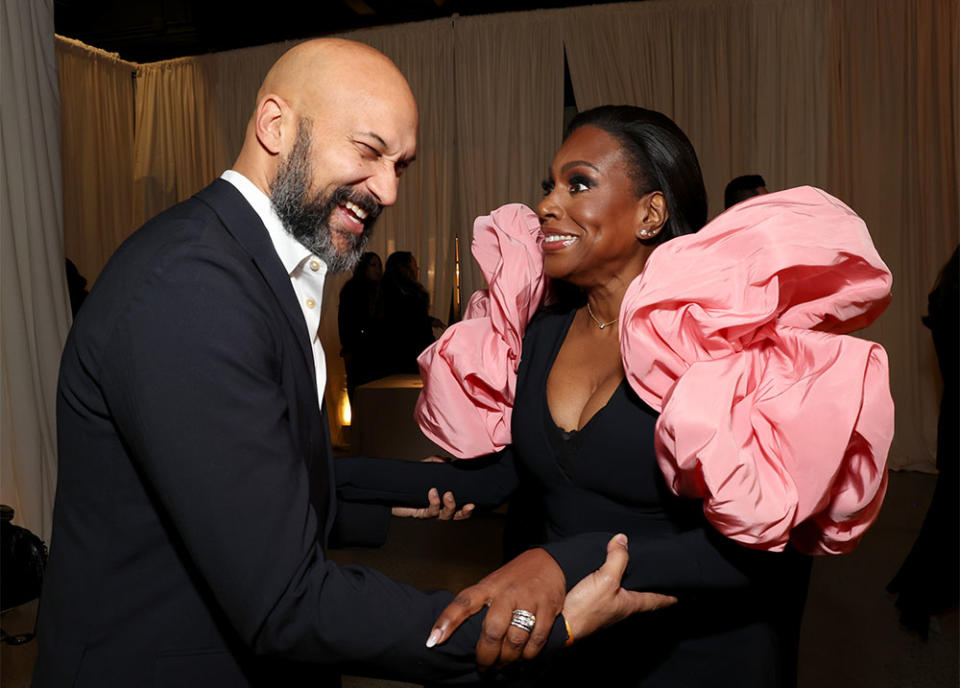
[309,260,321,272]
[306,298,316,309]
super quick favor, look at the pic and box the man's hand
[390,455,474,520]
[562,534,677,641]
[426,548,565,667]
[391,487,474,520]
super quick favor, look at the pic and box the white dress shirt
[221,170,328,405]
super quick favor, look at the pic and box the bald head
[258,39,416,125]
[233,38,418,273]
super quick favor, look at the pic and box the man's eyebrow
[561,160,600,173]
[362,132,388,149]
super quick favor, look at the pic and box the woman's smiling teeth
[543,233,578,244]
[344,200,368,220]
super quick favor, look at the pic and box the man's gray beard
[269,122,375,274]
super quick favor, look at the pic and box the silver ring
[510,609,536,633]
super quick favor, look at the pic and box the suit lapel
[195,180,316,386]
[195,180,337,539]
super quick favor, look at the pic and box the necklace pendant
[598,323,605,329]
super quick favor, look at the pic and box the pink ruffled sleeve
[620,186,894,555]
[414,204,545,458]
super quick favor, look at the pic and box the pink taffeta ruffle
[415,204,546,458]
[415,187,894,555]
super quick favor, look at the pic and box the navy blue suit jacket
[33,180,550,686]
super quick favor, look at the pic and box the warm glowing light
[339,390,352,426]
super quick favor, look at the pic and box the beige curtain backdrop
[320,20,458,441]
[562,0,830,225]
[56,36,137,283]
[453,11,566,299]
[826,0,959,470]
[561,0,958,471]
[2,0,72,540]
[49,0,957,467]
[132,41,296,223]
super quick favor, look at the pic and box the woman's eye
[541,179,554,196]
[568,177,591,193]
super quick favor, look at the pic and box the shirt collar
[220,170,326,278]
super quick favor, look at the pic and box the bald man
[34,39,637,687]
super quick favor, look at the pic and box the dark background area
[53,0,632,63]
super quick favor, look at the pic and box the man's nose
[366,165,401,208]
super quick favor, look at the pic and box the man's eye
[361,143,382,158]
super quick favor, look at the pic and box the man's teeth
[344,201,368,220]
[543,234,578,243]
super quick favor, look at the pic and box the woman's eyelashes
[567,174,592,193]
[540,174,594,196]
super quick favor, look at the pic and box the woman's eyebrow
[560,160,599,173]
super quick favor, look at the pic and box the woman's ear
[636,191,669,240]
[253,95,288,156]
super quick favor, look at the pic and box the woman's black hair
[350,251,381,280]
[544,106,708,312]
[564,105,708,244]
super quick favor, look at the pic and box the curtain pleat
[44,0,959,470]
[453,11,566,300]
[56,36,137,284]
[562,0,957,471]
[2,0,71,540]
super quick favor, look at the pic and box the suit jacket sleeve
[97,236,563,683]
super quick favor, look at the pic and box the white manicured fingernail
[426,628,442,648]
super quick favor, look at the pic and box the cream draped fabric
[43,0,958,472]
[56,37,137,283]
[561,0,958,470]
[452,11,566,300]
[320,20,458,437]
[2,0,71,540]
[133,42,295,223]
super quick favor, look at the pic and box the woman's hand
[391,487,474,520]
[562,534,677,641]
[426,547,566,667]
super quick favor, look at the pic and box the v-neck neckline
[542,309,627,439]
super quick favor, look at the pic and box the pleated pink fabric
[619,187,893,554]
[415,204,546,458]
[415,187,894,554]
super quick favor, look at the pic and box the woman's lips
[541,233,579,251]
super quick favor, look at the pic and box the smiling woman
[337,104,894,686]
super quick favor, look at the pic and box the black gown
[337,307,811,687]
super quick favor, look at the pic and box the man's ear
[254,95,288,156]
[635,191,669,240]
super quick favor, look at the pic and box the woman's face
[537,125,655,288]
[366,255,383,280]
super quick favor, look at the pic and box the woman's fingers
[426,585,488,648]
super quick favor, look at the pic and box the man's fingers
[453,503,475,520]
[596,533,630,582]
[427,587,487,648]
[618,590,679,615]
[438,491,457,520]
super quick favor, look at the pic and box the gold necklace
[586,302,618,330]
